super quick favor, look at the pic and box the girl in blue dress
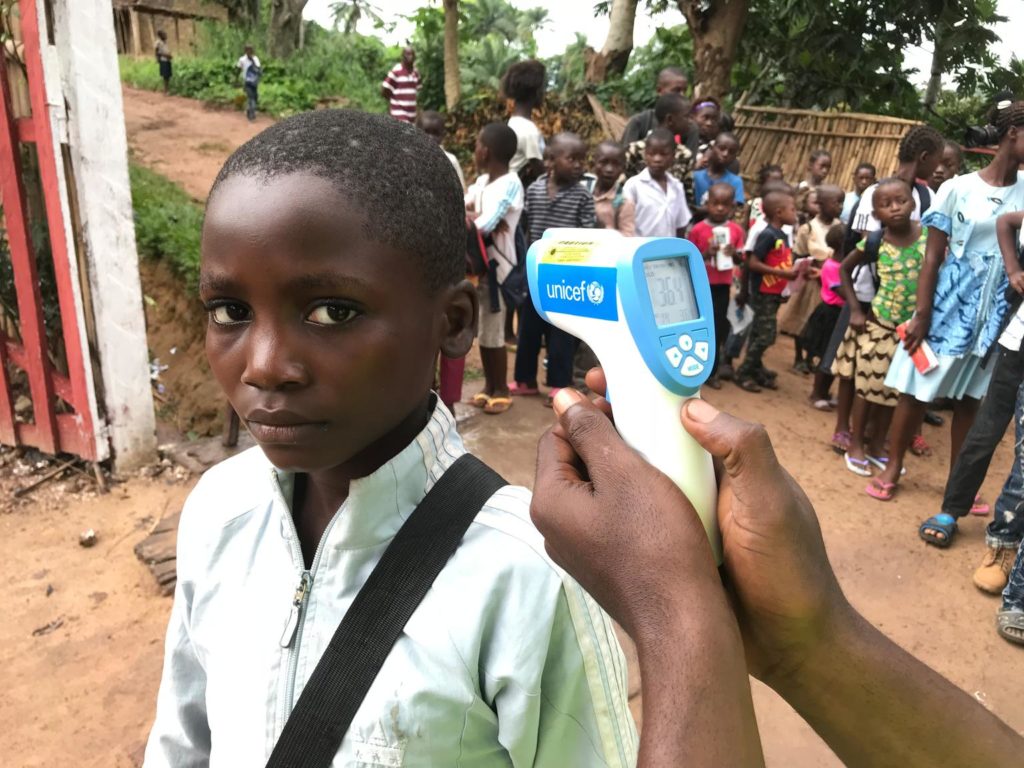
[869,99,1024,501]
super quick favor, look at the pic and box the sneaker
[973,546,1018,595]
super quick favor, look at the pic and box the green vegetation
[129,164,203,287]
[121,20,394,117]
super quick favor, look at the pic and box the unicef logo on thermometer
[546,279,605,305]
[538,264,619,321]
[586,280,604,305]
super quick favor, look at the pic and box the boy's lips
[245,408,327,443]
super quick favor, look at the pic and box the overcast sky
[303,0,1022,90]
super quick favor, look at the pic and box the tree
[212,0,261,26]
[585,0,639,84]
[443,0,461,109]
[268,0,308,58]
[677,0,748,100]
[923,0,1005,108]
[329,0,387,36]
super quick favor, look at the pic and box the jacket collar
[270,397,465,551]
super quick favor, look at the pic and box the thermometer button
[681,356,704,377]
[665,346,684,367]
[678,334,694,352]
[694,341,710,362]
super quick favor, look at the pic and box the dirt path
[2,86,1019,767]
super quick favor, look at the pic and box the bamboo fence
[732,105,922,191]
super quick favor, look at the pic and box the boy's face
[931,144,960,189]
[200,172,473,473]
[915,149,942,181]
[809,155,831,180]
[818,191,843,220]
[473,138,488,171]
[593,146,624,185]
[551,144,586,184]
[656,72,688,96]
[712,138,738,168]
[644,140,674,177]
[706,188,735,223]
[776,196,798,226]
[853,168,876,195]
[873,183,914,229]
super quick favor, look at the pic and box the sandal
[735,377,762,393]
[866,478,897,501]
[919,513,958,547]
[831,430,852,454]
[544,387,564,408]
[996,609,1024,646]
[470,392,490,408]
[483,396,513,415]
[867,455,906,476]
[844,453,872,477]
[812,399,833,411]
[970,495,991,517]
[508,382,539,396]
[910,434,932,457]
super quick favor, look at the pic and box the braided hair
[992,98,1024,140]
[897,124,944,163]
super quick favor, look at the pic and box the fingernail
[553,388,585,416]
[685,398,719,423]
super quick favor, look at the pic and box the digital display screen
[644,257,698,327]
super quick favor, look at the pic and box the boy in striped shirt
[381,46,421,123]
[511,132,596,406]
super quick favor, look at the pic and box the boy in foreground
[143,111,635,766]
[623,128,692,238]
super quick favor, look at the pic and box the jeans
[1004,545,1024,612]
[940,346,1024,548]
[514,295,577,388]
[244,83,258,120]
[709,284,730,377]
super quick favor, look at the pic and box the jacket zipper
[277,502,342,735]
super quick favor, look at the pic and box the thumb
[551,388,629,480]
[680,399,783,488]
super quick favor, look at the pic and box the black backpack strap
[914,181,932,215]
[266,454,507,768]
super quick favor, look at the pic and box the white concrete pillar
[51,0,157,471]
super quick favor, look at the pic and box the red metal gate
[0,0,100,460]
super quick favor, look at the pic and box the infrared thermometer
[528,229,721,563]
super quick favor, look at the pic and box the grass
[129,163,203,288]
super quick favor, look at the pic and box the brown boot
[973,546,1018,594]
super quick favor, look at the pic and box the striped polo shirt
[524,174,597,244]
[381,62,420,122]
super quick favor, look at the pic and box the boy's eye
[209,303,251,325]
[306,303,359,326]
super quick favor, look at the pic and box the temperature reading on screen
[644,257,698,327]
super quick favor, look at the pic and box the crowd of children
[412,71,1024,649]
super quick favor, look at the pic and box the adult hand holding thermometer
[528,229,721,563]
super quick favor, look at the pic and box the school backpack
[244,60,262,86]
[499,222,530,309]
[855,228,886,292]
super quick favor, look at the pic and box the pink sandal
[508,382,540,396]
[866,478,897,502]
[970,495,991,516]
[831,430,852,454]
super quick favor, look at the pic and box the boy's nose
[241,326,309,391]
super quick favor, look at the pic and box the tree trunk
[268,0,307,59]
[585,0,638,84]
[923,13,950,109]
[443,0,461,110]
[677,0,749,100]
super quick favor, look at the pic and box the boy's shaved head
[763,189,794,218]
[815,183,845,204]
[210,109,464,291]
[548,131,586,156]
[480,122,518,164]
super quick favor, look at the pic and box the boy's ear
[439,279,478,359]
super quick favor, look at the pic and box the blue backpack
[244,60,262,86]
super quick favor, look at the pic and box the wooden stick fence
[733,105,922,191]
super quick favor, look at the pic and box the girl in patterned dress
[871,100,1024,500]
